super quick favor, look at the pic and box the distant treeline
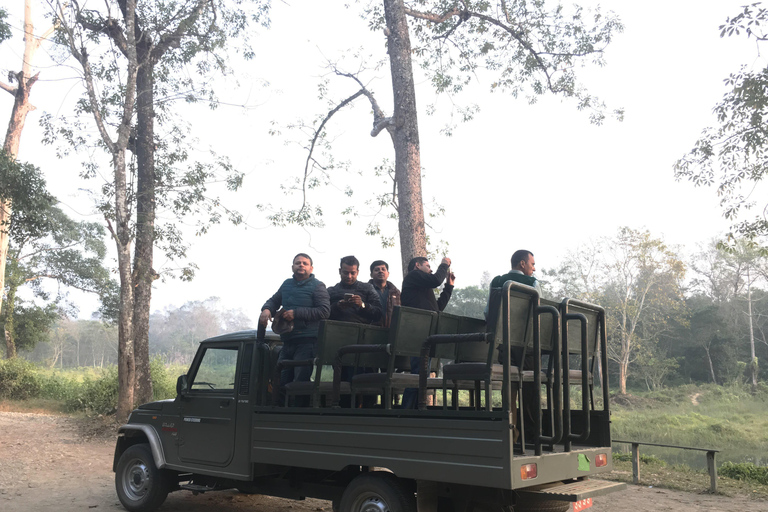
[11,230,768,392]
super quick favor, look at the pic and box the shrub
[720,462,768,485]
[0,358,41,400]
[150,357,177,401]
[38,372,81,402]
[65,366,118,415]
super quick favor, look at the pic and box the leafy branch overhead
[267,0,623,264]
[375,0,624,123]
[675,2,768,245]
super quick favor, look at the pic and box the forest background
[1,0,768,485]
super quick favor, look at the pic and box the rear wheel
[339,472,416,512]
[115,443,171,512]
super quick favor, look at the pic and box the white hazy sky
[0,0,762,322]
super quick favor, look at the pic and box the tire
[115,443,171,512]
[339,472,416,512]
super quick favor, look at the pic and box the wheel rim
[121,457,151,501]
[352,492,390,512]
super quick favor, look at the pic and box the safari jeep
[113,281,624,512]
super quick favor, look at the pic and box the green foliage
[611,383,768,467]
[443,285,487,319]
[0,151,56,240]
[721,461,768,485]
[0,7,11,44]
[675,4,768,243]
[0,358,42,400]
[398,0,624,124]
[64,367,119,415]
[150,357,177,400]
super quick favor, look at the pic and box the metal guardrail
[612,440,720,493]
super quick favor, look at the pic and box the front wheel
[115,443,171,512]
[339,472,416,512]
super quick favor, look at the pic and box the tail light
[595,453,608,467]
[520,463,538,480]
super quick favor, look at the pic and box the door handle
[219,400,231,408]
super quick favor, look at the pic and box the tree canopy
[675,3,768,245]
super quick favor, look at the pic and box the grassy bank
[600,454,768,500]
[610,383,768,468]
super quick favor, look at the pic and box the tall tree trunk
[704,345,717,385]
[133,47,155,405]
[383,0,427,273]
[1,0,47,319]
[2,283,16,358]
[115,148,136,420]
[746,266,758,393]
[619,356,628,395]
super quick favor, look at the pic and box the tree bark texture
[3,284,16,359]
[132,44,156,405]
[383,0,427,274]
[1,0,44,321]
[115,148,136,421]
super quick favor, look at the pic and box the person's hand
[441,257,451,267]
[447,272,456,286]
[282,309,295,322]
[259,309,272,326]
[347,294,363,307]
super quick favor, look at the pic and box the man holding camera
[328,255,383,325]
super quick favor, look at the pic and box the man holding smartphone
[327,255,383,324]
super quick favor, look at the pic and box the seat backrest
[315,320,364,382]
[435,312,461,360]
[453,315,489,363]
[387,306,438,362]
[356,324,391,369]
[538,298,559,353]
[562,301,600,360]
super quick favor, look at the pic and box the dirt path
[0,410,766,512]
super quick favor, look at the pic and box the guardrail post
[707,451,717,493]
[631,443,640,484]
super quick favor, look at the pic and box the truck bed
[250,408,614,490]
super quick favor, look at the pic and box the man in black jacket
[328,255,383,325]
[401,256,455,311]
[400,256,456,408]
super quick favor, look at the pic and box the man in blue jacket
[259,253,331,401]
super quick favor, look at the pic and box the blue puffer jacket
[262,274,331,342]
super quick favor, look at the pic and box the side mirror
[176,374,189,396]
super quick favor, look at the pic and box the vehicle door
[177,343,240,466]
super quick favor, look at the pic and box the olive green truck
[113,282,625,512]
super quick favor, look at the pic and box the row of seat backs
[313,294,601,379]
[483,283,602,367]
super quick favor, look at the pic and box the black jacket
[328,280,383,324]
[400,263,453,312]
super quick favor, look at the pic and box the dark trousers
[401,356,426,410]
[278,340,316,406]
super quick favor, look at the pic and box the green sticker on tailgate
[578,454,591,471]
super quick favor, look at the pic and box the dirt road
[0,411,766,511]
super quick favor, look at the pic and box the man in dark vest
[259,253,330,404]
[489,249,541,293]
[487,249,541,441]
